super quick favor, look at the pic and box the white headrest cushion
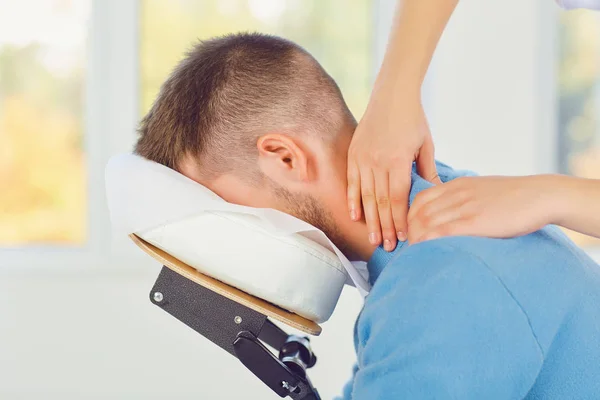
[137,211,347,323]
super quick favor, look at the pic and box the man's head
[136,33,373,261]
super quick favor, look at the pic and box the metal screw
[281,381,291,391]
[234,316,242,324]
[153,292,164,302]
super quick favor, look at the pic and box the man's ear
[257,133,311,184]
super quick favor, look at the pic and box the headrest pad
[138,212,347,322]
[105,154,366,323]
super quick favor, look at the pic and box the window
[0,0,378,268]
[140,0,372,119]
[558,10,600,246]
[0,0,90,246]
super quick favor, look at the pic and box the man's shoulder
[362,233,576,328]
[364,238,515,315]
[374,231,594,302]
[363,232,600,351]
[356,238,544,369]
[378,237,492,282]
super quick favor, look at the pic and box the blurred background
[0,0,599,398]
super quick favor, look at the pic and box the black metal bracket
[149,266,321,400]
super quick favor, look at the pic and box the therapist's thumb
[416,137,442,185]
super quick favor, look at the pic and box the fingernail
[384,239,393,251]
[369,232,377,245]
[350,208,357,221]
[397,231,407,242]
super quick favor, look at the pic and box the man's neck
[343,220,379,262]
[345,220,411,284]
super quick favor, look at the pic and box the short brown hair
[135,32,354,180]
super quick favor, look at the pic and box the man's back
[341,163,600,399]
[430,230,600,398]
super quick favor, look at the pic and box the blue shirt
[338,162,600,399]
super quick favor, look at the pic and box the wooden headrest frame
[129,234,322,335]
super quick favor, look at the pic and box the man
[135,33,600,399]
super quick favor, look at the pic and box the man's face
[183,126,364,260]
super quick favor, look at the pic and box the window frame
[537,0,560,175]
[0,0,140,271]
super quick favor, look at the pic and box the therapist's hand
[347,95,441,252]
[407,175,557,244]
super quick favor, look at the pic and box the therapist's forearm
[548,175,600,239]
[372,0,459,100]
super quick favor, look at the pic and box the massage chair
[106,154,368,399]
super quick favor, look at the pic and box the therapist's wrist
[536,174,572,228]
[366,79,422,119]
[373,66,423,100]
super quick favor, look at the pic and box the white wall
[428,0,557,176]
[0,256,363,400]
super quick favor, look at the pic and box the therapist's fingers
[412,219,472,244]
[389,165,411,243]
[374,168,397,251]
[347,161,362,221]
[408,200,468,244]
[360,168,382,246]
[408,185,447,224]
[416,135,442,185]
